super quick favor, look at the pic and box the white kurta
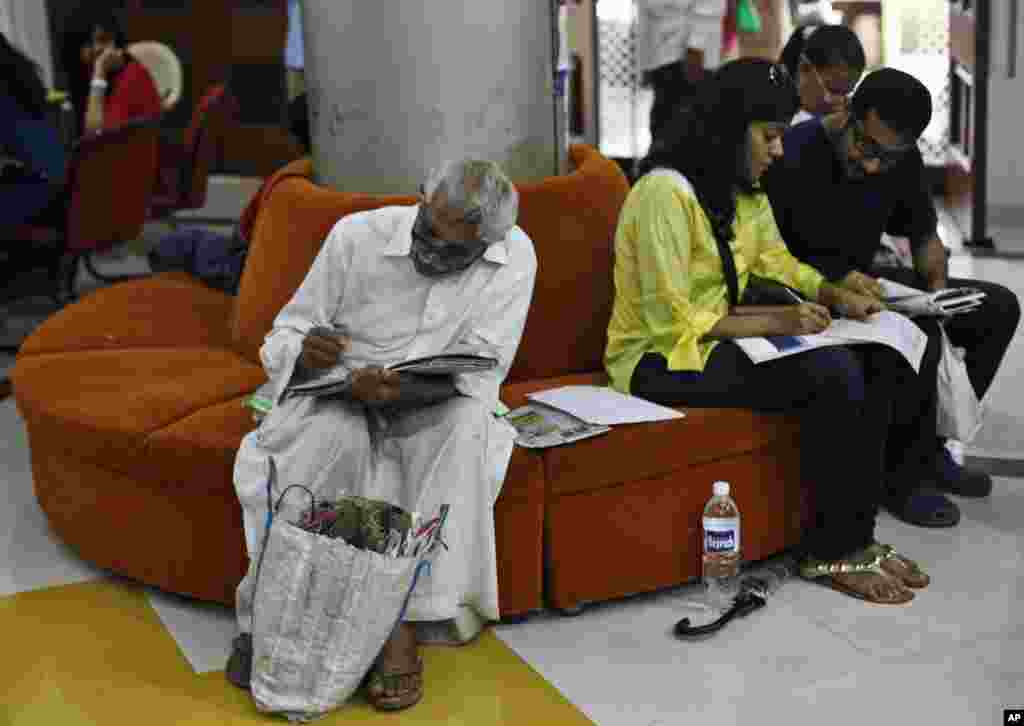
[635,0,728,74]
[234,205,536,635]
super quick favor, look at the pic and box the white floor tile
[145,588,237,674]
[0,400,106,596]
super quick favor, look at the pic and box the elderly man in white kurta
[226,159,536,711]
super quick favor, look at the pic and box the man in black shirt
[764,68,1020,527]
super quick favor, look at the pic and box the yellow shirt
[605,169,826,393]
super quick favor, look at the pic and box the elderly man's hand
[349,366,402,406]
[299,326,349,370]
[840,270,884,300]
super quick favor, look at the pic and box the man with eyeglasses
[763,67,1020,527]
[226,159,537,710]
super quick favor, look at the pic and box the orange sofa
[12,144,811,618]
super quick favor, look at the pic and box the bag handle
[713,233,740,308]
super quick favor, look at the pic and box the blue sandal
[884,487,960,528]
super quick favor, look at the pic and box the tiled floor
[3,182,1023,724]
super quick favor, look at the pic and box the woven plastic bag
[936,324,983,443]
[249,461,444,722]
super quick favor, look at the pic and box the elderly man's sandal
[365,657,423,711]
[800,550,915,604]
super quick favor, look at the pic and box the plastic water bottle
[702,480,741,612]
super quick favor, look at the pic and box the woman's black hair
[59,5,130,134]
[0,32,48,119]
[779,23,866,79]
[637,58,798,254]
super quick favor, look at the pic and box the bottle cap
[713,481,730,497]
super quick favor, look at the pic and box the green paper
[736,0,762,34]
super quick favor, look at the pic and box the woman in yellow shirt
[605,58,934,605]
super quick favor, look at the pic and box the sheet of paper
[526,385,685,425]
[878,277,925,299]
[733,310,928,372]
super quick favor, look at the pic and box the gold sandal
[866,543,930,589]
[800,549,915,605]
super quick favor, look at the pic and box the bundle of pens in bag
[295,493,449,558]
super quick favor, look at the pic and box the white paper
[878,277,924,299]
[733,310,928,372]
[526,385,685,425]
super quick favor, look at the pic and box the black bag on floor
[148,226,248,295]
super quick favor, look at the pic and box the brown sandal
[364,657,423,711]
[867,543,930,589]
[800,550,915,605]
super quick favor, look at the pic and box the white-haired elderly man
[226,159,537,711]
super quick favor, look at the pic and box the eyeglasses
[848,118,914,169]
[801,55,853,104]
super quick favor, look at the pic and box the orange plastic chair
[150,85,238,223]
[4,117,161,302]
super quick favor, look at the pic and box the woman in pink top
[58,7,162,137]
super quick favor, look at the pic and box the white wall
[985,0,1024,215]
[0,0,54,88]
[302,0,559,194]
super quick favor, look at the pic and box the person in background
[147,97,312,295]
[780,23,865,125]
[636,0,728,142]
[0,32,66,229]
[606,58,936,606]
[763,68,1021,523]
[225,159,536,711]
[58,6,161,137]
[284,0,305,102]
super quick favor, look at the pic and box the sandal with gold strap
[799,549,915,605]
[867,542,930,589]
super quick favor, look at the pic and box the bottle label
[703,517,740,554]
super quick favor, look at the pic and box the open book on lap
[285,353,497,399]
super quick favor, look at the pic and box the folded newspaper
[285,353,497,399]
[504,402,611,448]
[879,278,986,317]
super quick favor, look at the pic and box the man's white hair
[422,159,519,242]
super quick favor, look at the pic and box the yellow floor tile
[1,580,592,725]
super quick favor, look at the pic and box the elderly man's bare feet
[365,622,423,711]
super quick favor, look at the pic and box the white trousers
[233,394,514,635]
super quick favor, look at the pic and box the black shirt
[763,118,937,282]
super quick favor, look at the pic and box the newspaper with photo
[504,401,612,449]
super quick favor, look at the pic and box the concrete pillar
[302,0,561,194]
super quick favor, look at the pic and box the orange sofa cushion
[14,347,266,478]
[20,273,235,357]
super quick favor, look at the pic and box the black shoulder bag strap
[712,232,740,308]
